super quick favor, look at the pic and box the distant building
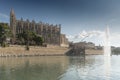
[85,42,95,49]
[10,9,68,46]
[73,42,95,49]
[95,45,103,50]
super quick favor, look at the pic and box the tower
[10,8,16,44]
[59,24,61,45]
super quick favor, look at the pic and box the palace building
[10,9,68,46]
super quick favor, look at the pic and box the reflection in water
[0,56,69,80]
[104,56,111,80]
[0,55,120,80]
[59,55,104,80]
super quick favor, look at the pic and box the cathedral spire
[10,8,16,20]
[10,8,16,44]
[10,8,15,15]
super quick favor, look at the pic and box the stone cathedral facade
[10,9,63,46]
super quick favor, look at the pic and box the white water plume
[104,26,111,56]
[104,26,111,80]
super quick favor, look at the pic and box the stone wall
[60,34,69,47]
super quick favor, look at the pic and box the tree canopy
[17,30,44,46]
[0,23,11,47]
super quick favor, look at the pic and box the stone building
[60,34,69,47]
[85,42,95,49]
[10,9,62,45]
[74,42,95,49]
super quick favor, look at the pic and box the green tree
[16,30,44,48]
[0,23,12,47]
[33,35,43,46]
[16,33,25,45]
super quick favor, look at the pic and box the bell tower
[10,8,16,44]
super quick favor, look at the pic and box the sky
[0,0,120,47]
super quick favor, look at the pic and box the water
[103,26,111,80]
[0,55,120,80]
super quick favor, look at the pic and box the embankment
[0,45,69,57]
[0,45,104,57]
[85,49,103,55]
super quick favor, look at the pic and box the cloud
[110,32,120,46]
[67,30,104,40]
[0,13,9,23]
[111,33,120,40]
[0,13,9,19]
[66,29,120,47]
[66,35,74,39]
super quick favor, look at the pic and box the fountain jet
[104,26,111,80]
[104,26,111,56]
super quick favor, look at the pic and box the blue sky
[0,0,120,46]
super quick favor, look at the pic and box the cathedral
[10,9,68,46]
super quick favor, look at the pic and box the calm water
[0,55,120,80]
